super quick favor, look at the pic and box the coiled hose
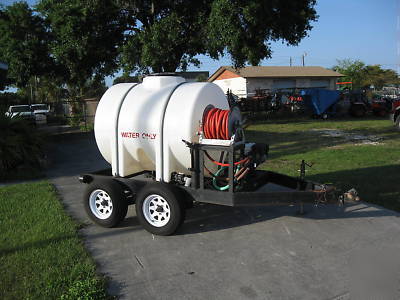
[203,108,230,140]
[202,107,250,190]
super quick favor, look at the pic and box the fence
[1,98,99,131]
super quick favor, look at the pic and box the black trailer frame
[79,141,337,209]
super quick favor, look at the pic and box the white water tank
[94,75,229,182]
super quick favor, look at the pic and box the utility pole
[289,57,292,67]
[302,52,307,66]
[34,75,38,103]
[30,83,33,105]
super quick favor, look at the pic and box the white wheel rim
[142,194,171,227]
[89,189,113,219]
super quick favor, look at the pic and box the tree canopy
[333,59,399,90]
[0,2,53,88]
[113,74,141,85]
[37,0,125,93]
[0,0,318,98]
[363,65,399,90]
[120,0,318,73]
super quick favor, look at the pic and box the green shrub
[79,123,94,132]
[68,113,83,127]
[0,114,44,179]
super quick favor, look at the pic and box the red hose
[203,108,230,140]
[203,108,250,167]
[204,151,249,167]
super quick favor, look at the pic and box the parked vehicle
[348,90,369,117]
[237,89,270,112]
[30,103,51,125]
[390,98,400,131]
[283,93,304,113]
[371,97,392,117]
[5,105,35,123]
[335,92,352,116]
[31,104,50,116]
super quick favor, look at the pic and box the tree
[120,0,318,73]
[0,92,28,108]
[363,65,399,90]
[37,0,125,97]
[195,74,209,82]
[333,59,399,90]
[0,2,54,88]
[333,59,366,89]
[113,74,141,85]
[22,76,67,103]
[79,75,108,99]
[2,0,318,97]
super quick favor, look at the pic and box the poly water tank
[94,74,229,182]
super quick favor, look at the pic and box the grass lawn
[0,181,109,299]
[246,117,400,211]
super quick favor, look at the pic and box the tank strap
[158,81,188,182]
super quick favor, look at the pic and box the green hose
[212,166,240,191]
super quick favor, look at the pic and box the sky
[1,0,398,87]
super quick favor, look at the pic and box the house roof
[208,66,343,81]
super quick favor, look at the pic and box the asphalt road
[47,132,400,300]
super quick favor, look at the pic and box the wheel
[395,115,400,131]
[135,183,185,236]
[83,180,128,228]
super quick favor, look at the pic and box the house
[208,66,343,97]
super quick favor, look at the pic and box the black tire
[83,180,128,228]
[135,183,185,236]
[395,115,400,131]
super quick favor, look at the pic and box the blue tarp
[301,89,341,115]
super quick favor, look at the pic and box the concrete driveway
[47,133,400,300]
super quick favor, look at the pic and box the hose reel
[199,105,254,190]
[201,106,243,141]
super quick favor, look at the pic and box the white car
[5,105,35,121]
[31,104,50,116]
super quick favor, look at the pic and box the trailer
[79,74,340,236]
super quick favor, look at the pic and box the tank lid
[142,74,185,89]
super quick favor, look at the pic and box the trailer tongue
[80,74,341,236]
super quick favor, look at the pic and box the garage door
[273,79,296,90]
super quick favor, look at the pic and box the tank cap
[142,73,185,89]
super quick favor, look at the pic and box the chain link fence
[1,98,99,131]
